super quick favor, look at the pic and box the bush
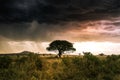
[0,54,120,80]
[0,56,12,69]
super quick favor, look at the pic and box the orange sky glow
[0,19,120,55]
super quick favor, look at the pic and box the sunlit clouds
[74,42,120,55]
[0,41,120,55]
[52,18,120,42]
[0,18,120,54]
[0,41,46,53]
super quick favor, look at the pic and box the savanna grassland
[0,52,120,80]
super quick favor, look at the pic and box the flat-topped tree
[46,40,76,58]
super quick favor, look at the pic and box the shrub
[0,56,12,69]
[0,54,120,80]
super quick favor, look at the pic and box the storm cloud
[0,0,120,42]
[0,0,120,53]
[0,22,62,41]
[0,0,120,23]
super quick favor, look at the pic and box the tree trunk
[58,50,62,58]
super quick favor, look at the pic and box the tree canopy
[46,40,76,58]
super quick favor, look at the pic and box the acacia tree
[46,40,76,58]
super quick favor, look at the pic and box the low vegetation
[0,52,120,80]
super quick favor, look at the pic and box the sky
[0,0,120,55]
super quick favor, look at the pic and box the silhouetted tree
[83,52,92,56]
[46,40,76,58]
[99,53,105,56]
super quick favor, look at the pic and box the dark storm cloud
[0,0,120,23]
[0,22,44,41]
[0,21,69,41]
[0,0,120,42]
